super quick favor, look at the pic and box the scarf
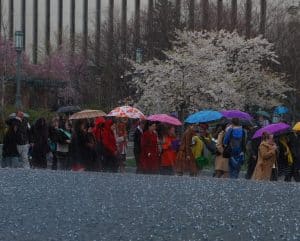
[279,138,293,166]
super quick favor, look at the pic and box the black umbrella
[56,106,81,114]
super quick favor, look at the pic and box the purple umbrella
[221,110,252,120]
[252,123,291,139]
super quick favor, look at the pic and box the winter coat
[133,126,143,156]
[223,126,246,157]
[191,136,204,160]
[289,133,300,170]
[161,135,177,167]
[71,130,90,166]
[31,118,50,168]
[101,120,117,156]
[140,130,160,173]
[252,141,277,181]
[15,118,30,145]
[2,128,19,158]
[215,131,229,172]
[116,122,127,155]
[175,127,198,174]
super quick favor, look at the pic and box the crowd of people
[1,111,300,182]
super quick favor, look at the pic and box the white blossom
[130,30,292,115]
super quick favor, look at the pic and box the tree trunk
[70,0,75,53]
[134,0,141,53]
[245,0,252,39]
[95,0,101,66]
[83,0,88,57]
[21,0,26,50]
[45,0,51,55]
[9,0,14,39]
[231,0,237,31]
[121,0,127,55]
[259,0,267,36]
[217,0,223,30]
[175,0,181,28]
[33,0,38,64]
[201,0,209,30]
[188,0,195,30]
[58,0,63,47]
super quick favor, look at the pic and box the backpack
[223,128,245,158]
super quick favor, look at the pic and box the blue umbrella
[274,106,289,115]
[185,110,223,124]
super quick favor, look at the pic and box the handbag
[222,129,234,158]
[223,145,232,158]
[270,163,278,181]
[195,156,209,169]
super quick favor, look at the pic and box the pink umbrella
[147,114,182,126]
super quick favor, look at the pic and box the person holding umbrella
[223,118,246,179]
[15,111,31,169]
[252,132,277,181]
[30,118,50,169]
[133,120,145,173]
[215,123,229,178]
[115,119,128,173]
[140,121,160,174]
[277,134,292,181]
[279,132,300,182]
[160,125,178,175]
[70,120,90,171]
[256,111,271,128]
[93,117,106,171]
[2,119,20,168]
[289,130,300,182]
[176,125,198,176]
[101,119,118,172]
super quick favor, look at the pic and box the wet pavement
[0,169,299,241]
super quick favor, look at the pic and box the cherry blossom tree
[28,46,89,103]
[130,30,292,116]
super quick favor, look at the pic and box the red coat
[140,130,160,173]
[102,120,117,156]
[161,135,177,167]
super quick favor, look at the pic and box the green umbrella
[256,110,271,119]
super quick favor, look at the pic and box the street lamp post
[15,31,24,109]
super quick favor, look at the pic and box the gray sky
[1,0,299,57]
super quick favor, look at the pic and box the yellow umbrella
[69,109,106,120]
[293,122,300,131]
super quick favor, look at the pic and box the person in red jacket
[160,126,178,175]
[140,121,160,174]
[101,119,118,172]
[93,117,106,171]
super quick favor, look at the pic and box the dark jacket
[15,118,30,145]
[71,130,90,166]
[289,133,300,170]
[133,127,143,155]
[2,129,19,158]
[30,118,50,168]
